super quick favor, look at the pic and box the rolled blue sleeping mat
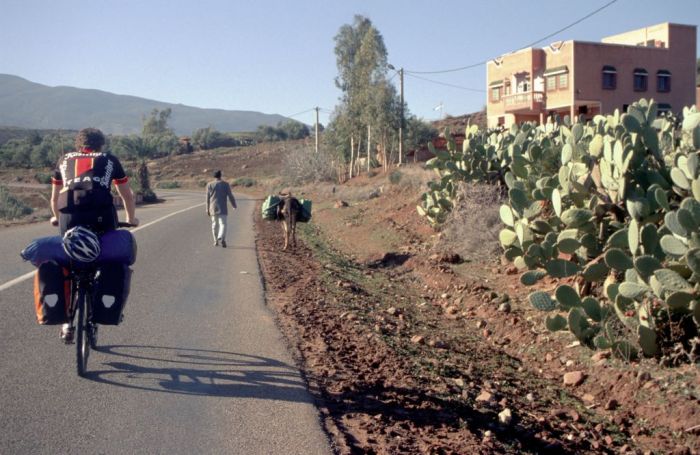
[21,229,137,267]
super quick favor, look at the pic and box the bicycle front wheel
[76,289,90,377]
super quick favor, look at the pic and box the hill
[0,74,289,135]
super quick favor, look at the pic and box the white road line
[0,203,204,292]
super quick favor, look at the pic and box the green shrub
[197,179,208,188]
[388,170,402,185]
[156,181,180,189]
[0,186,33,219]
[34,172,52,184]
[232,177,256,187]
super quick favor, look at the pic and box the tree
[279,120,310,140]
[327,15,405,176]
[142,108,173,136]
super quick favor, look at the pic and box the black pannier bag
[33,261,71,325]
[92,264,132,325]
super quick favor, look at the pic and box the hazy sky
[1,0,698,127]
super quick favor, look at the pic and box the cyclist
[50,127,139,342]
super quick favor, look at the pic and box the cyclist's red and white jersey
[52,149,128,212]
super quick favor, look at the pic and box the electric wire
[405,0,619,75]
[404,73,485,92]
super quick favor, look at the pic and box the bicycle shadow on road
[85,345,314,403]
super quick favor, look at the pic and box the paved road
[0,191,331,454]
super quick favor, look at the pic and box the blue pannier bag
[21,229,137,266]
[98,229,137,265]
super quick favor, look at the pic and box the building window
[602,65,617,90]
[491,87,501,102]
[558,73,568,89]
[657,70,671,92]
[546,76,556,91]
[633,68,648,91]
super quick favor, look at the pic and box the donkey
[277,192,302,250]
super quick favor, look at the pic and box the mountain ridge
[0,74,289,135]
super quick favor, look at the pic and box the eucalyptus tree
[328,15,402,176]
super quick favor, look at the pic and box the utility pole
[398,67,404,166]
[314,106,320,154]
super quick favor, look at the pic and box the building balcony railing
[502,91,545,112]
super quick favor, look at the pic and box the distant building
[486,23,697,128]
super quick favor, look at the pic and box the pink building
[486,23,697,128]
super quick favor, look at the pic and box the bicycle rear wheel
[76,289,90,377]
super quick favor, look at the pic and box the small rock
[428,339,447,349]
[604,399,618,411]
[445,306,459,316]
[346,313,358,321]
[483,430,493,439]
[483,329,492,338]
[498,408,513,426]
[410,335,425,345]
[545,353,554,362]
[498,302,511,313]
[476,320,487,329]
[506,266,518,275]
[454,378,465,388]
[334,200,349,208]
[569,410,580,422]
[526,393,535,402]
[563,371,586,386]
[582,393,595,403]
[591,351,611,362]
[637,371,652,384]
[565,360,575,367]
[386,307,399,316]
[476,390,494,403]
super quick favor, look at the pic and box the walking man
[206,170,237,247]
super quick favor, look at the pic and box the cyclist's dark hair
[213,170,222,179]
[75,128,105,151]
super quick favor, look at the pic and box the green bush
[34,172,52,184]
[156,181,180,189]
[232,177,256,187]
[0,186,33,219]
[388,170,402,185]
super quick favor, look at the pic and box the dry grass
[434,182,503,262]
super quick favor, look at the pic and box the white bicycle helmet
[62,226,101,262]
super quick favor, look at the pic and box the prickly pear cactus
[419,99,700,361]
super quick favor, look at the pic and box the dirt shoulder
[254,166,700,454]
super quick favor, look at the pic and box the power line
[405,0,619,75]
[285,108,315,118]
[404,73,485,93]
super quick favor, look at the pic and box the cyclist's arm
[115,181,138,226]
[50,173,62,224]
[50,183,61,222]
